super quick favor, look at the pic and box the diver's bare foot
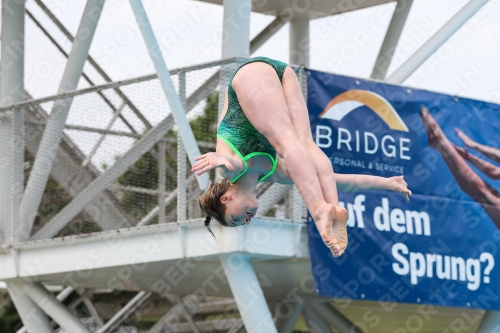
[315,204,339,255]
[315,204,348,257]
[332,206,348,256]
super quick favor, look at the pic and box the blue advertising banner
[306,69,500,310]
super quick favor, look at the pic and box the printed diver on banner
[191,57,411,258]
[421,105,500,229]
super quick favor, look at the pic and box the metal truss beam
[16,286,80,333]
[274,301,303,333]
[386,0,490,84]
[129,0,209,190]
[26,120,141,139]
[20,0,105,241]
[313,302,363,333]
[302,302,332,333]
[251,14,291,53]
[371,0,413,80]
[190,298,238,315]
[24,108,134,233]
[0,0,25,245]
[136,174,196,226]
[147,295,197,333]
[32,108,194,239]
[25,9,138,134]
[171,294,200,333]
[27,119,217,148]
[68,288,95,311]
[97,291,152,333]
[76,288,104,328]
[0,219,308,289]
[177,72,188,222]
[0,57,238,114]
[33,0,153,130]
[8,281,52,333]
[227,320,245,333]
[15,280,92,333]
[168,318,241,332]
[220,254,278,333]
[476,311,500,333]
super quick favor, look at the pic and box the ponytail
[204,215,216,240]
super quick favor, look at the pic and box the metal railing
[17,57,306,240]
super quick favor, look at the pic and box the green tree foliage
[190,91,219,143]
[116,92,219,222]
[0,300,22,332]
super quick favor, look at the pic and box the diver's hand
[191,152,234,176]
[389,175,412,202]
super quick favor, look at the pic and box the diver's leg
[232,62,346,256]
[281,67,339,204]
[280,67,348,254]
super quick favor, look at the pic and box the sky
[24,0,500,100]
[17,0,500,169]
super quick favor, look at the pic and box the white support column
[7,281,52,333]
[386,0,489,84]
[221,0,251,59]
[16,280,92,333]
[192,12,289,118]
[218,0,251,124]
[177,71,187,221]
[302,303,332,333]
[220,254,278,333]
[16,286,75,333]
[129,0,208,190]
[371,0,413,80]
[0,0,25,245]
[158,140,166,224]
[289,17,310,67]
[274,301,304,333]
[287,28,309,220]
[476,311,500,333]
[19,0,105,242]
[313,302,363,333]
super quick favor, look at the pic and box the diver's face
[220,189,259,227]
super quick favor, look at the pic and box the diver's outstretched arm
[335,175,412,201]
[267,160,411,201]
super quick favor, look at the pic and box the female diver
[191,57,411,257]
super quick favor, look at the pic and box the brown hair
[199,179,232,238]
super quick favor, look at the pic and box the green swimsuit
[217,57,288,183]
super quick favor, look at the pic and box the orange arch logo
[319,89,409,132]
